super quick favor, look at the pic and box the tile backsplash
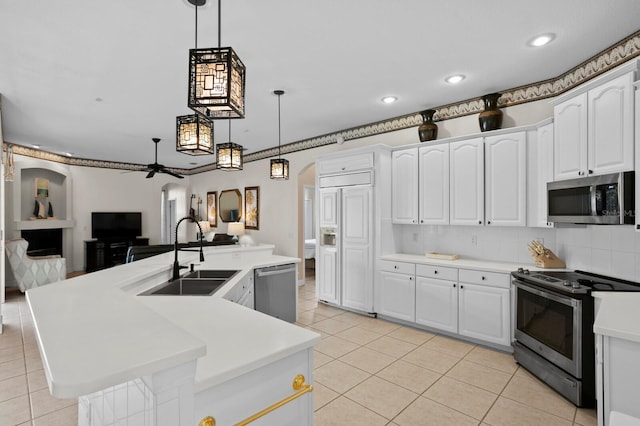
[395,224,640,282]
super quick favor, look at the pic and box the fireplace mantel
[16,219,74,230]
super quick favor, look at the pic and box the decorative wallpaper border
[4,29,640,173]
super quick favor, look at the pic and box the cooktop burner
[511,269,640,294]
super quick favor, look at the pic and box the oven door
[514,280,582,377]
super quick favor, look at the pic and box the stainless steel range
[511,269,640,407]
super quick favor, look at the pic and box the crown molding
[4,29,640,173]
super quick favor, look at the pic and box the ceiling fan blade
[146,170,155,179]
[162,169,184,179]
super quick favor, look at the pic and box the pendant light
[177,1,214,155]
[270,90,289,180]
[188,0,246,119]
[216,120,243,170]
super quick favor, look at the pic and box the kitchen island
[26,244,320,426]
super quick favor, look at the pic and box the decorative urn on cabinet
[418,109,438,142]
[478,93,503,132]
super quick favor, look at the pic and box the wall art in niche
[206,191,217,228]
[35,178,49,198]
[244,186,259,230]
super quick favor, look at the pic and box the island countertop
[26,244,320,398]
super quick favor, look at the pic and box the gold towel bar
[199,374,313,426]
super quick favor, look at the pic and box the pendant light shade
[188,0,246,119]
[270,90,289,180]
[176,113,214,155]
[270,158,289,179]
[216,120,243,170]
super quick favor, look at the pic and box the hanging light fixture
[188,0,246,119]
[216,120,243,170]
[176,113,214,155]
[177,1,215,155]
[270,90,289,180]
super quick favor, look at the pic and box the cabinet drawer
[317,152,374,175]
[415,264,458,281]
[458,269,510,289]
[379,259,415,275]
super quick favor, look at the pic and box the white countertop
[26,244,320,398]
[593,292,640,343]
[380,253,560,273]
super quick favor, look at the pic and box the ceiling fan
[143,138,184,179]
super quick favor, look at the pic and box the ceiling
[1,1,640,170]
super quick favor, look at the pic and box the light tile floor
[0,273,598,425]
[297,272,598,426]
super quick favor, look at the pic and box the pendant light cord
[194,3,198,48]
[277,92,282,158]
[218,0,221,49]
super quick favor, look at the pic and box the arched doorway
[298,162,316,284]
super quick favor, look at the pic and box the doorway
[298,163,316,283]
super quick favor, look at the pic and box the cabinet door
[484,132,527,227]
[419,144,450,225]
[379,272,415,322]
[391,148,419,224]
[317,246,338,304]
[528,123,554,227]
[554,93,588,180]
[341,187,373,312]
[588,72,634,175]
[458,282,510,347]
[415,276,458,334]
[450,138,484,225]
[319,188,338,227]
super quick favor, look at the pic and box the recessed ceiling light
[65,152,74,157]
[445,74,466,84]
[528,33,556,47]
[381,96,398,104]
[32,144,41,149]
[189,162,197,165]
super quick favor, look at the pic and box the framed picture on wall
[244,186,259,230]
[206,191,217,228]
[35,178,49,198]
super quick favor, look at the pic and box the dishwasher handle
[255,265,296,278]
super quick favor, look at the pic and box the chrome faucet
[172,216,205,280]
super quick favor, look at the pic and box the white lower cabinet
[415,276,458,334]
[379,271,415,322]
[223,272,255,309]
[378,260,511,349]
[458,282,510,347]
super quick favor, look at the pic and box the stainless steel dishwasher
[254,263,297,322]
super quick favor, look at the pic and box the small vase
[478,93,503,132]
[418,109,438,142]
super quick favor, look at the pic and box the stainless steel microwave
[547,171,635,224]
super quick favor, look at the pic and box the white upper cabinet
[391,148,419,224]
[588,72,634,175]
[317,152,374,175]
[419,144,450,225]
[319,188,338,228]
[554,71,635,180]
[554,92,588,180]
[528,123,554,228]
[450,138,484,226]
[484,132,527,227]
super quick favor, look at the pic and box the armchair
[5,238,66,292]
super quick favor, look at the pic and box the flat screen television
[91,212,142,240]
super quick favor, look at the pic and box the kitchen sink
[138,270,239,296]
[183,269,239,280]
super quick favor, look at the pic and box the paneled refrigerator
[317,185,373,313]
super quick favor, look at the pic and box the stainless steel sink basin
[184,269,239,280]
[138,270,240,296]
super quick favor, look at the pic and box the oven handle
[513,280,580,308]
